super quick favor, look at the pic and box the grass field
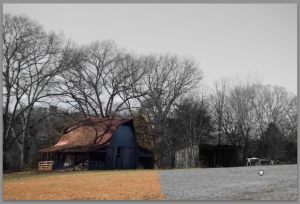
[3,170,164,200]
[159,164,298,200]
[2,165,298,200]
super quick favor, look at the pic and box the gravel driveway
[158,165,297,200]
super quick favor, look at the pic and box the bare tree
[227,76,261,163]
[211,78,245,166]
[282,95,297,141]
[139,54,203,120]
[263,86,296,134]
[210,78,229,166]
[211,73,297,165]
[210,74,262,164]
[55,40,148,118]
[3,13,64,168]
[253,85,297,159]
[173,92,212,168]
[137,54,204,168]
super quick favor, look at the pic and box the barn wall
[107,146,115,169]
[132,133,139,169]
[93,147,108,153]
[175,145,238,168]
[121,147,129,169]
[53,152,88,170]
[201,148,237,167]
[107,125,139,169]
[139,148,154,169]
[116,145,139,169]
[139,157,154,169]
[175,145,199,169]
[113,126,133,149]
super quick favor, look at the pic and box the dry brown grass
[3,170,165,200]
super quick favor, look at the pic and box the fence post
[87,153,90,170]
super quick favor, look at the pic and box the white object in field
[258,170,264,176]
[270,160,279,165]
[246,157,260,166]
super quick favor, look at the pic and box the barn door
[116,155,122,169]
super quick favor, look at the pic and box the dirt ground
[3,170,165,200]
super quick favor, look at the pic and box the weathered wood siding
[113,126,132,149]
[139,148,154,169]
[175,145,238,168]
[106,125,139,169]
[175,146,199,168]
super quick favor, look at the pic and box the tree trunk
[191,147,195,168]
[198,145,201,167]
[19,134,29,168]
[188,144,191,168]
[21,120,30,166]
[170,151,175,168]
[3,151,8,170]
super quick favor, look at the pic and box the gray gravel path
[158,165,298,200]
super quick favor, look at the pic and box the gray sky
[3,4,297,95]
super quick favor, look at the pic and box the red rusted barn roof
[39,118,133,153]
[54,141,68,146]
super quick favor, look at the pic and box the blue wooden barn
[39,118,153,170]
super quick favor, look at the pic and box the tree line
[3,13,297,170]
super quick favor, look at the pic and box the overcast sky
[3,4,297,95]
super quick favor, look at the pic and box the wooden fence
[246,158,280,166]
[38,161,54,170]
[89,161,107,170]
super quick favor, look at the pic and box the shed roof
[39,118,133,153]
